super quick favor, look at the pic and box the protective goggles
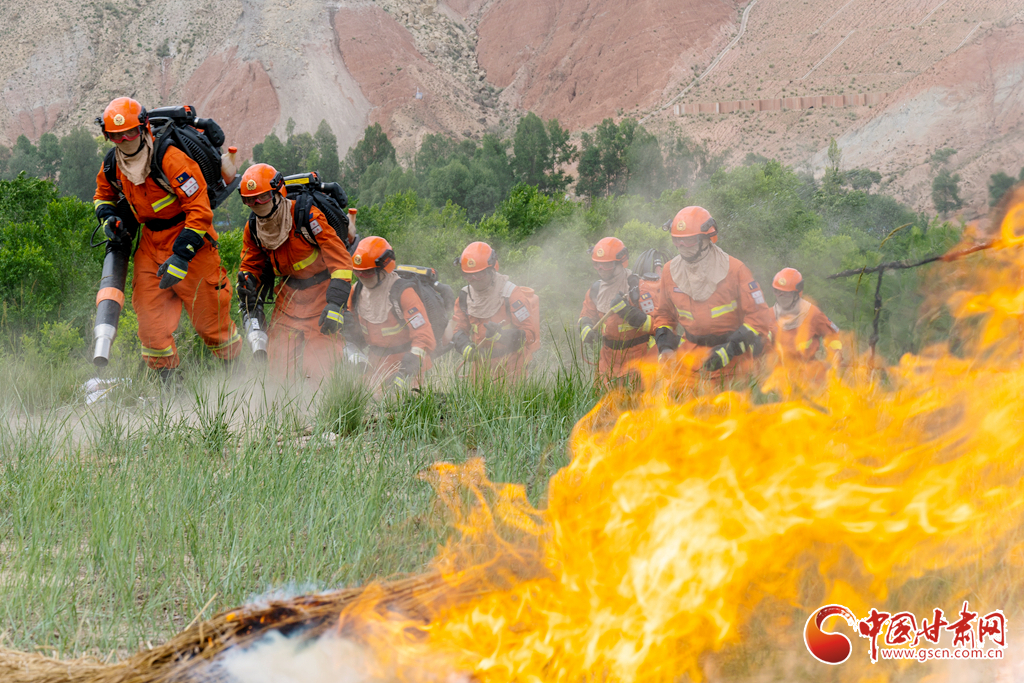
[240,191,274,206]
[107,128,141,143]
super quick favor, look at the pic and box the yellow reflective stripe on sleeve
[828,340,843,350]
[166,263,188,279]
[410,346,427,358]
[676,309,694,321]
[152,194,176,212]
[292,250,319,272]
[186,227,206,237]
[381,324,404,336]
[331,269,352,280]
[94,199,116,208]
[641,316,652,333]
[206,330,242,351]
[710,300,738,318]
[141,345,175,358]
[742,322,759,336]
[797,340,814,350]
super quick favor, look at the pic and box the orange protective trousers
[267,280,344,383]
[134,242,240,369]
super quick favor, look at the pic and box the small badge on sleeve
[175,172,191,184]
[511,299,530,321]
[752,290,766,305]
[310,219,324,235]
[407,307,426,329]
[748,281,760,290]
[640,292,655,314]
[180,176,200,197]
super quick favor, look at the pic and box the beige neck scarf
[774,297,812,331]
[466,271,510,318]
[358,270,400,324]
[255,197,293,251]
[594,267,632,314]
[116,133,154,187]
[668,244,731,302]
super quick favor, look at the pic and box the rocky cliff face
[1,0,1023,215]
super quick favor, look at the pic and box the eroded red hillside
[477,0,741,128]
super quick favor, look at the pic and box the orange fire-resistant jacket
[774,300,842,363]
[578,275,660,377]
[654,255,776,354]
[238,200,354,380]
[348,282,436,383]
[452,280,540,381]
[93,142,240,369]
[238,200,353,294]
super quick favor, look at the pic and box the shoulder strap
[246,214,262,250]
[589,280,601,303]
[292,195,318,247]
[350,280,363,312]
[390,278,415,319]
[458,287,469,313]
[500,280,517,300]
[627,273,640,304]
[102,148,118,188]
[150,131,175,193]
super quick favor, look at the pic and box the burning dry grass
[7,195,1024,682]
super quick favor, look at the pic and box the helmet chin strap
[680,239,710,264]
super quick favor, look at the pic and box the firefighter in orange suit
[653,206,775,374]
[578,237,659,381]
[451,242,540,382]
[235,163,354,381]
[344,237,435,390]
[93,97,240,377]
[771,267,842,365]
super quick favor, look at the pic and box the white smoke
[213,631,371,683]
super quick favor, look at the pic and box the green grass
[0,341,599,660]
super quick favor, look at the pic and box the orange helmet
[353,236,396,273]
[97,97,148,135]
[239,163,285,197]
[670,206,718,243]
[772,267,803,293]
[591,236,628,266]
[458,241,498,273]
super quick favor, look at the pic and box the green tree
[932,168,963,215]
[414,133,456,179]
[252,133,288,171]
[314,120,340,183]
[57,128,101,202]
[511,113,551,188]
[37,133,61,180]
[575,118,662,199]
[987,170,1023,207]
[6,135,40,179]
[342,123,397,196]
[845,168,881,190]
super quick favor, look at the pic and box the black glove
[319,303,344,335]
[342,311,365,346]
[399,351,421,378]
[726,324,764,357]
[654,327,680,354]
[237,271,260,311]
[325,278,351,309]
[703,344,732,371]
[452,330,476,362]
[622,305,648,329]
[158,229,206,289]
[157,254,189,289]
[494,327,525,353]
[102,216,130,245]
[579,317,598,344]
[171,228,206,262]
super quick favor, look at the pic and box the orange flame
[330,200,1024,682]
